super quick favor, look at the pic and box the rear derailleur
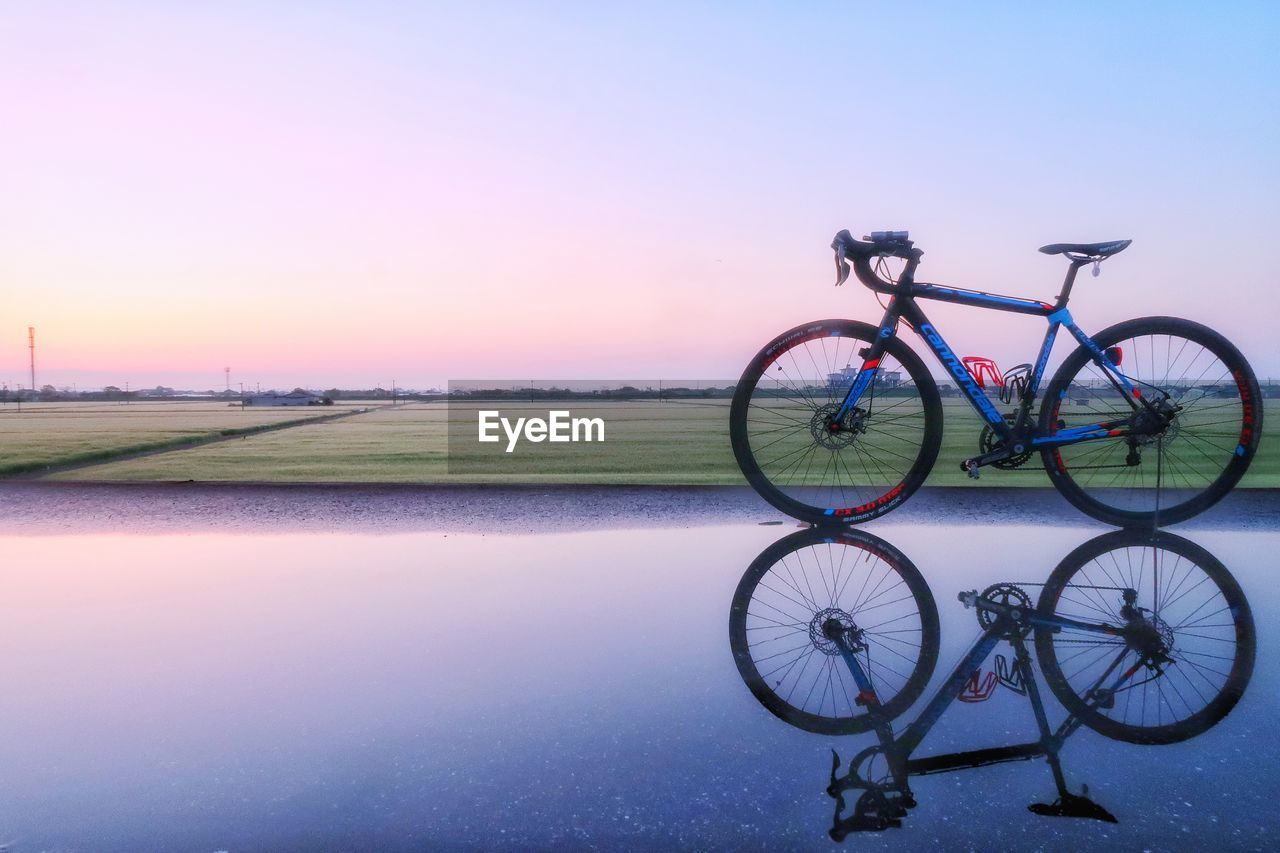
[1123,392,1182,465]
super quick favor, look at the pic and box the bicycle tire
[729,527,940,735]
[730,320,943,524]
[1034,530,1255,744]
[1039,316,1262,526]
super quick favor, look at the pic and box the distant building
[244,390,324,406]
[826,365,903,391]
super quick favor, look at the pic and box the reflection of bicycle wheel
[729,528,939,735]
[1035,530,1254,744]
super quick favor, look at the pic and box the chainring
[979,414,1034,470]
[977,583,1033,637]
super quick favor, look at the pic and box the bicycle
[728,527,1255,836]
[729,230,1263,525]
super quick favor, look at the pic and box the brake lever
[834,245,851,286]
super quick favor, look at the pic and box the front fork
[833,313,900,422]
[829,628,911,793]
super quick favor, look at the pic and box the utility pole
[28,327,35,394]
[225,366,230,394]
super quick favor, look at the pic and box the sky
[1,2,1277,391]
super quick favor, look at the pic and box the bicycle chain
[996,581,1131,591]
[983,378,1178,474]
[987,580,1135,642]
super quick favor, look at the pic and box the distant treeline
[0,385,738,403]
[445,385,737,401]
[7,380,1280,405]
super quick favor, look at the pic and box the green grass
[32,398,1280,487]
[0,400,369,478]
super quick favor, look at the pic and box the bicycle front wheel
[729,527,940,734]
[1035,530,1255,744]
[1040,316,1262,526]
[730,320,943,524]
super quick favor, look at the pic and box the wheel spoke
[1038,532,1252,742]
[1045,324,1253,522]
[736,327,936,518]
[731,531,937,733]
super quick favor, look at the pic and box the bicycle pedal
[960,460,981,479]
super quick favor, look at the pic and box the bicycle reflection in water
[728,527,1255,839]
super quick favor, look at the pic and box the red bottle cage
[961,356,1003,389]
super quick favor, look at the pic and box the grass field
[25,398,1279,487]
[0,400,370,478]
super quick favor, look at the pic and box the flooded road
[0,493,1276,850]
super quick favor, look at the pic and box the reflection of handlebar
[831,788,906,837]
[828,747,916,836]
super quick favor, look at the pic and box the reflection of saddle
[1028,791,1118,823]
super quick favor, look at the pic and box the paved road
[1,482,1275,533]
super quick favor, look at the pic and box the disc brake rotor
[811,404,863,450]
[809,607,866,655]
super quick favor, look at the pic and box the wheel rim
[731,531,936,733]
[1048,330,1253,518]
[1038,534,1252,739]
[742,331,931,517]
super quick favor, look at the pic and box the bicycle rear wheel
[1040,316,1262,526]
[729,527,939,735]
[1035,530,1255,744]
[730,320,942,524]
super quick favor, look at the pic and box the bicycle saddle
[1038,239,1132,258]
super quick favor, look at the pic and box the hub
[1131,612,1175,659]
[1121,591,1175,663]
[811,607,866,655]
[811,404,865,450]
[1131,394,1181,447]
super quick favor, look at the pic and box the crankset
[961,416,1034,478]
[975,583,1033,637]
[979,414,1034,470]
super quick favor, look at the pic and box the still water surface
[0,521,1275,850]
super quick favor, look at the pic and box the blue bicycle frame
[831,589,1134,802]
[831,258,1143,449]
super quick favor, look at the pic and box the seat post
[1053,261,1086,308]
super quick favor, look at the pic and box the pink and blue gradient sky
[1,2,1277,391]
